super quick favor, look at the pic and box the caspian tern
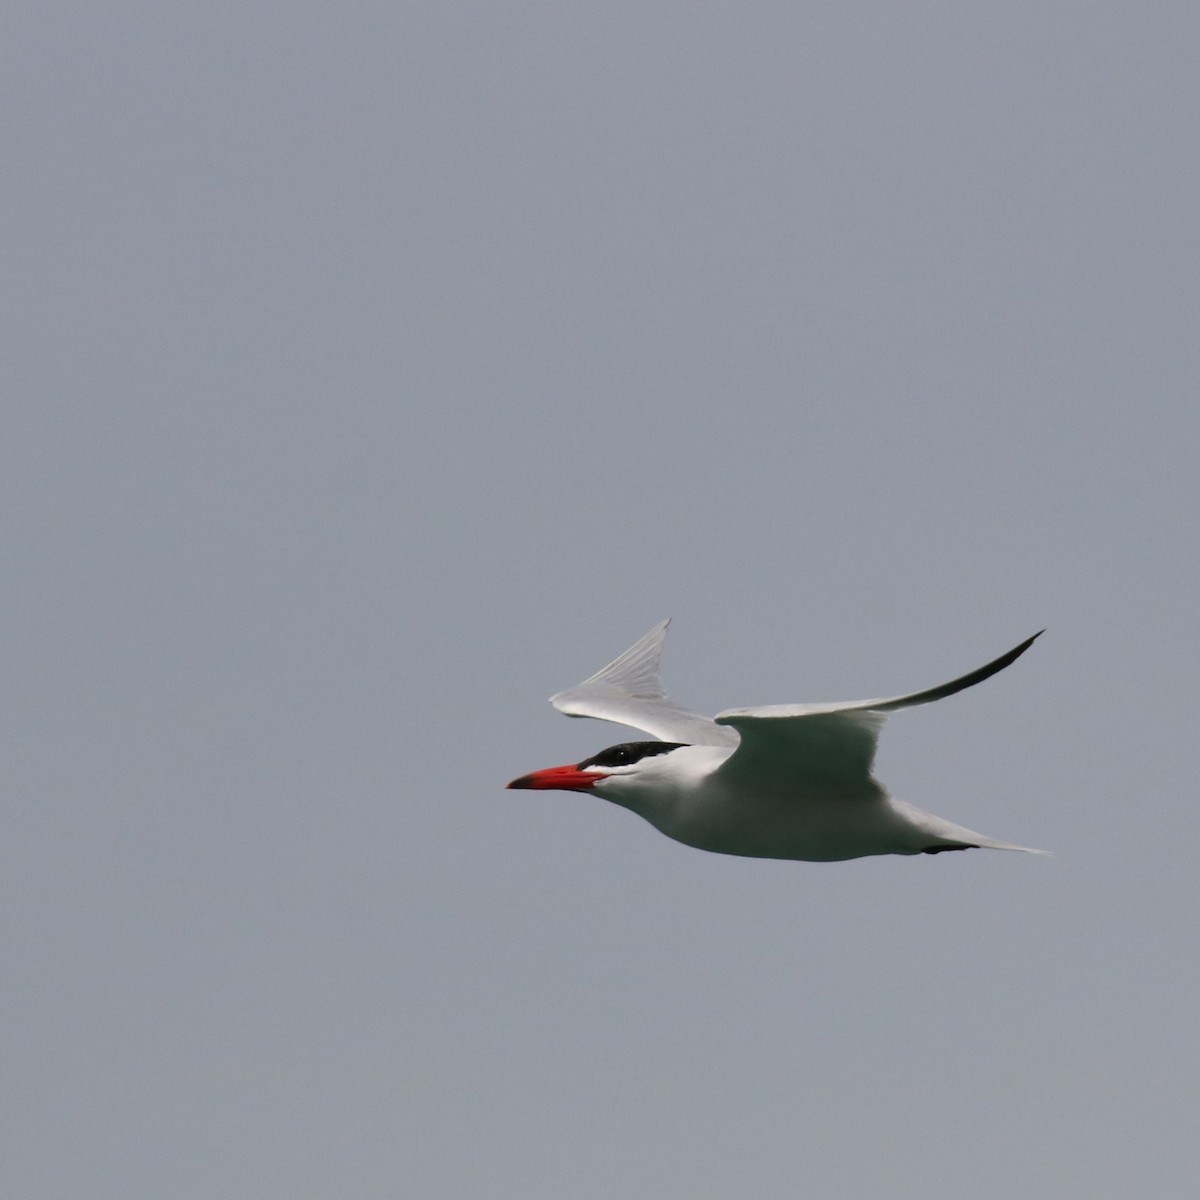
[507,621,1046,861]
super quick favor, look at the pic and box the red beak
[506,763,606,792]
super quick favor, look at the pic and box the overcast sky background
[4,3,1198,1197]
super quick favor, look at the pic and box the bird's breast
[637,779,903,862]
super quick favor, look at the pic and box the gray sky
[4,2,1198,1196]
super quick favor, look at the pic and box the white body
[511,620,1046,862]
[598,744,1022,861]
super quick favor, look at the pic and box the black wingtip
[869,629,1045,713]
[986,630,1045,673]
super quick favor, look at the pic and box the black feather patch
[578,741,686,770]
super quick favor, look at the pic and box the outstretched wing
[551,620,738,747]
[712,633,1042,795]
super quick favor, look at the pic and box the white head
[506,739,698,811]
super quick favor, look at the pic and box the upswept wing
[550,619,738,747]
[712,633,1042,795]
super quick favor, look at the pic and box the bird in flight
[508,621,1046,861]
